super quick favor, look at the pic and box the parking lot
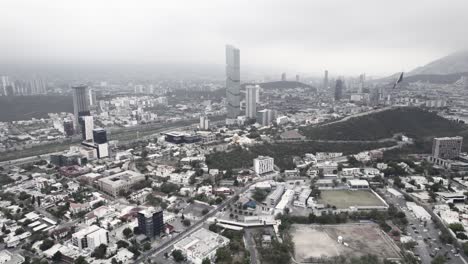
[382,188,467,264]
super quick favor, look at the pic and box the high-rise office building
[225,45,241,118]
[93,128,107,144]
[72,85,91,129]
[334,79,344,101]
[63,119,74,136]
[432,136,463,159]
[359,73,366,93]
[281,73,287,81]
[245,85,258,119]
[88,88,97,106]
[80,115,94,141]
[199,116,210,130]
[256,109,277,126]
[138,207,164,238]
[323,70,329,89]
[295,74,300,82]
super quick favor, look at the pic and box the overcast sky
[2,0,468,76]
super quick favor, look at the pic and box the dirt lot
[290,224,400,262]
[318,190,386,209]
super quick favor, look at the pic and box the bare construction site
[290,223,401,263]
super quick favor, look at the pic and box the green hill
[300,107,468,141]
[206,141,394,170]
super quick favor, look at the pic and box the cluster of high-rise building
[0,75,47,96]
[224,45,278,126]
[72,85,109,159]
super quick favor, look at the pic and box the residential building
[0,250,25,264]
[432,136,463,159]
[253,156,274,175]
[265,185,285,207]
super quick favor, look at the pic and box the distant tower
[199,116,210,130]
[281,73,287,81]
[1,76,10,96]
[72,85,91,129]
[245,85,258,119]
[323,70,329,89]
[334,79,344,101]
[88,88,97,106]
[359,73,366,93]
[226,45,241,118]
[295,74,300,82]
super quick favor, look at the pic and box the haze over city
[2,0,468,76]
[3,1,468,264]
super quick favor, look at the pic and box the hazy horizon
[2,0,468,76]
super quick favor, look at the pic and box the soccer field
[318,190,386,209]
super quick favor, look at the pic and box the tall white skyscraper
[225,45,241,118]
[81,115,94,141]
[323,70,329,89]
[245,85,258,119]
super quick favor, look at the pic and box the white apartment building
[254,156,274,175]
[432,136,463,159]
[72,225,109,250]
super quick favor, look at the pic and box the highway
[0,122,198,168]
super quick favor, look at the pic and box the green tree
[91,244,107,259]
[431,255,446,264]
[123,227,133,239]
[52,251,62,262]
[74,256,88,264]
[202,258,211,264]
[117,240,129,248]
[252,189,268,202]
[449,223,465,232]
[143,242,151,251]
[215,247,233,263]
[171,250,185,262]
[182,219,191,227]
[39,239,55,251]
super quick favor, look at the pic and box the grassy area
[300,107,468,141]
[206,141,395,170]
[318,190,385,209]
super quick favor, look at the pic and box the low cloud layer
[2,0,467,76]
